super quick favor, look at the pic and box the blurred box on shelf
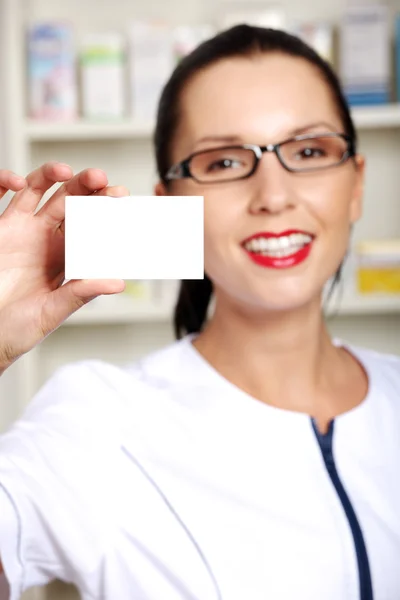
[218,2,286,30]
[173,25,215,62]
[355,239,400,294]
[27,22,78,120]
[123,280,153,301]
[290,22,334,64]
[129,21,175,120]
[80,33,126,120]
[339,3,391,106]
[155,280,180,306]
[395,14,400,102]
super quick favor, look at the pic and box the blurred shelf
[63,299,172,326]
[60,293,400,327]
[327,292,400,316]
[25,118,154,141]
[351,104,400,129]
[23,105,400,141]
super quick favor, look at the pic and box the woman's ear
[349,154,366,224]
[154,181,167,196]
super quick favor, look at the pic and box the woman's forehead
[177,55,341,151]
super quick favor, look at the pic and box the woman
[0,24,399,600]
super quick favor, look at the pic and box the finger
[44,278,125,329]
[0,170,26,197]
[94,185,130,197]
[4,162,73,215]
[36,168,109,226]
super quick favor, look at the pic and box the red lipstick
[242,230,314,269]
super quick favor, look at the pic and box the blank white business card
[65,196,204,279]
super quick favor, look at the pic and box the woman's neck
[192,295,368,431]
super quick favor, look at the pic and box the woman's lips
[242,229,314,269]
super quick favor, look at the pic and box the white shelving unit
[25,118,155,141]
[22,103,400,142]
[62,285,400,327]
[0,1,399,598]
[351,103,400,128]
[64,295,400,326]
[64,299,173,325]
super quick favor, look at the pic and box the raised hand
[0,162,127,371]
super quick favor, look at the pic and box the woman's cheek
[204,221,232,278]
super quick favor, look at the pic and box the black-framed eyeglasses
[164,132,356,184]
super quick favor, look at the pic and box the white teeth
[268,238,279,250]
[244,233,312,255]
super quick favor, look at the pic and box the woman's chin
[252,297,321,316]
[221,291,323,319]
[212,276,325,317]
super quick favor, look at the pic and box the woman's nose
[247,151,295,215]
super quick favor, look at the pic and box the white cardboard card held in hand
[65,195,204,280]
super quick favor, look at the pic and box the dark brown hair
[153,24,358,339]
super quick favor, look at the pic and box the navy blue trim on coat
[312,419,373,600]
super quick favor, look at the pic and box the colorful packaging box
[80,33,126,120]
[291,22,334,64]
[395,13,400,101]
[129,21,175,120]
[355,240,400,294]
[123,280,153,301]
[27,22,78,120]
[219,6,286,30]
[173,25,215,62]
[339,3,391,106]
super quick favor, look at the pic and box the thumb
[49,278,125,324]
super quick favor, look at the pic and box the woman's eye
[207,158,242,171]
[296,146,326,160]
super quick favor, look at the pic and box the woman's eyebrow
[192,121,340,151]
[194,134,243,146]
[289,121,340,136]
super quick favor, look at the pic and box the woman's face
[158,53,365,314]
